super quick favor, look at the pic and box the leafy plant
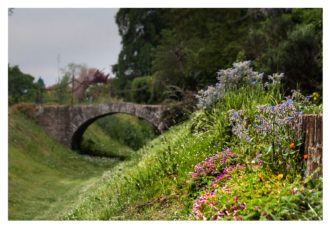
[190,151,322,220]
[228,97,303,175]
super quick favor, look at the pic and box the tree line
[8,65,45,105]
[9,8,322,105]
[111,8,322,104]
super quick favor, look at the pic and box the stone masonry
[33,103,171,150]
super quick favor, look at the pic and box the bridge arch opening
[71,113,160,152]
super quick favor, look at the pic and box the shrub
[129,76,154,103]
[95,114,157,150]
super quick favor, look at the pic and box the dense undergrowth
[63,61,322,220]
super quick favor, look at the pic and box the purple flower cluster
[267,73,284,85]
[228,110,251,142]
[192,191,216,220]
[192,190,247,220]
[191,148,234,179]
[196,85,223,109]
[254,98,301,135]
[217,61,264,90]
[228,98,304,174]
[228,98,303,143]
[191,149,246,220]
[216,198,247,221]
[196,61,264,108]
[211,164,244,183]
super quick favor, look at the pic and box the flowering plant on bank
[190,149,321,220]
[196,61,264,108]
[191,148,235,179]
[227,97,303,175]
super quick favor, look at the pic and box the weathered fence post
[298,114,323,177]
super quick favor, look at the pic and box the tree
[60,63,86,104]
[243,8,322,93]
[129,76,154,103]
[8,8,14,16]
[112,9,170,90]
[112,8,322,103]
[35,77,46,104]
[54,74,71,104]
[152,9,250,93]
[8,65,36,105]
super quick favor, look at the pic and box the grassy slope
[8,111,126,220]
[64,119,217,220]
[81,124,133,159]
[63,85,291,220]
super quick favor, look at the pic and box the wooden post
[298,114,323,177]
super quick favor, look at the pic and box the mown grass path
[8,112,122,220]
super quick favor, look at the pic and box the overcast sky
[8,8,121,86]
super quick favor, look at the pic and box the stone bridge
[32,103,174,150]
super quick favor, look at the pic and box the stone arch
[70,112,160,150]
[33,103,172,149]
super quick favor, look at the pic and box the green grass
[95,113,157,150]
[81,124,134,159]
[64,121,215,219]
[8,111,124,220]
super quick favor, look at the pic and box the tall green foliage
[245,9,322,93]
[129,76,154,103]
[8,65,36,105]
[113,8,322,103]
[35,77,46,104]
[96,114,157,150]
[54,75,71,104]
[153,9,250,91]
[112,9,170,89]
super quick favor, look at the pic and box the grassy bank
[8,111,124,220]
[9,63,322,220]
[64,120,214,219]
[81,124,133,159]
[63,63,322,220]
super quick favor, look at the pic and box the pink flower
[222,185,230,193]
[218,211,225,217]
[236,163,243,169]
[292,187,298,195]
